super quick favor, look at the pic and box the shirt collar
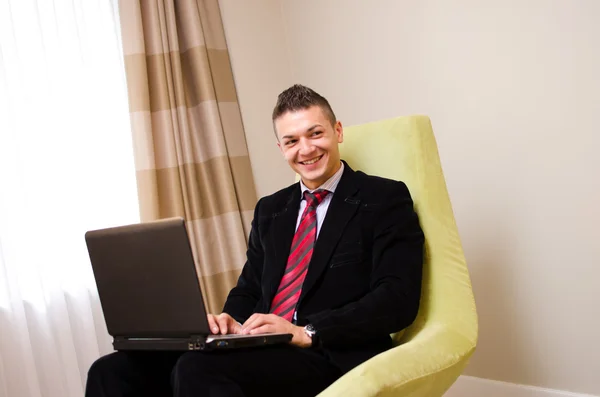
[300,161,344,198]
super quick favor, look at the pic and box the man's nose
[298,139,314,155]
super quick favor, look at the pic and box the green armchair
[317,115,478,397]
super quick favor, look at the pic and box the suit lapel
[298,164,360,304]
[265,185,301,304]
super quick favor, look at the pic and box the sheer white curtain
[0,0,138,396]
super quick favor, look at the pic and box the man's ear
[335,121,344,143]
[273,125,284,156]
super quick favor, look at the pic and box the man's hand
[241,314,312,348]
[207,313,242,335]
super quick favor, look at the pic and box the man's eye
[286,140,296,146]
[312,131,322,136]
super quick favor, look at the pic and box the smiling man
[275,95,343,190]
[86,85,424,397]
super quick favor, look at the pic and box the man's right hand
[207,313,242,335]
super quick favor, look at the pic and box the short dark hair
[272,84,337,128]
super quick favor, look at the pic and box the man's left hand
[241,314,312,348]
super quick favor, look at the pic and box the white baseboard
[444,375,599,397]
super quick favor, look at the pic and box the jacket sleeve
[306,182,424,346]
[221,198,265,323]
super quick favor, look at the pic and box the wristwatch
[303,324,319,347]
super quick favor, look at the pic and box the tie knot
[304,190,329,209]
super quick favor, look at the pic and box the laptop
[84,217,292,351]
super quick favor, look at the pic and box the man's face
[275,106,343,190]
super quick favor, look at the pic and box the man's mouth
[299,155,323,165]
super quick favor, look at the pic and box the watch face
[304,324,318,347]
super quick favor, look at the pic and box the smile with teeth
[300,155,323,165]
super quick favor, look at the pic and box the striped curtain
[118,0,257,313]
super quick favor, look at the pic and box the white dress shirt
[296,162,344,236]
[292,162,344,323]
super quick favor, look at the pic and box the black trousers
[85,345,341,397]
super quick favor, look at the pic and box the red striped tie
[270,190,330,321]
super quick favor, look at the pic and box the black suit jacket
[223,162,424,373]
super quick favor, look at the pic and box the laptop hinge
[112,335,208,351]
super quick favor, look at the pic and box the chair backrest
[341,115,478,345]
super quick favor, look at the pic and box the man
[86,85,424,397]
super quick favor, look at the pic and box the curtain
[118,0,257,313]
[0,0,138,396]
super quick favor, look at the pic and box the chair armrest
[317,324,476,397]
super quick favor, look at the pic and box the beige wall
[221,0,600,394]
[218,0,295,199]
